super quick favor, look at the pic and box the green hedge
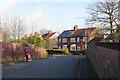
[47,48,69,54]
[72,50,85,55]
[47,48,69,51]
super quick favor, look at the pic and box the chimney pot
[48,30,52,34]
[25,34,27,37]
[74,25,78,31]
[34,32,38,35]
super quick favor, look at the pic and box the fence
[1,42,47,63]
[87,41,120,79]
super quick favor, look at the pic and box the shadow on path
[78,57,98,79]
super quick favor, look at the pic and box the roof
[42,32,56,40]
[58,27,97,38]
[58,30,73,37]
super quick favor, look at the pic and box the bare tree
[0,16,26,42]
[49,38,57,49]
[31,16,38,35]
[17,17,25,40]
[39,29,48,36]
[9,17,17,40]
[87,0,120,41]
[1,16,11,42]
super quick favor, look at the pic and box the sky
[0,0,96,36]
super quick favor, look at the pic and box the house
[58,25,102,51]
[42,30,56,40]
[42,30,59,49]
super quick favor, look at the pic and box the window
[63,38,67,43]
[70,44,76,51]
[63,44,67,49]
[109,40,113,42]
[70,38,75,42]
[83,37,87,42]
[77,46,81,50]
[77,37,80,42]
[59,45,61,49]
[83,45,85,50]
[83,45,87,50]
[59,38,61,43]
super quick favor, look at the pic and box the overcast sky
[0,0,96,36]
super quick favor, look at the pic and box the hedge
[47,48,69,55]
[72,50,85,55]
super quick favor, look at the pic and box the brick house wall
[58,37,87,50]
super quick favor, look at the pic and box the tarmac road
[2,55,82,78]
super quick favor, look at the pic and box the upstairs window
[59,38,61,43]
[77,37,80,42]
[83,37,87,42]
[70,38,75,42]
[62,38,67,43]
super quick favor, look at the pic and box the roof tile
[59,27,97,37]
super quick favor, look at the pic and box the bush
[72,50,85,55]
[46,51,48,56]
[47,48,69,55]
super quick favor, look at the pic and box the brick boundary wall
[0,42,47,63]
[87,41,120,79]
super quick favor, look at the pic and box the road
[2,55,82,78]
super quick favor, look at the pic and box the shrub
[72,50,85,55]
[46,51,48,56]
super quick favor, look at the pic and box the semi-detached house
[57,25,101,51]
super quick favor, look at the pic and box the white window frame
[83,45,87,50]
[62,38,67,43]
[59,38,61,43]
[77,46,81,50]
[83,37,87,42]
[77,37,80,42]
[70,44,76,51]
[70,38,75,42]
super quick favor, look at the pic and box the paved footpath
[78,56,98,79]
[2,55,81,79]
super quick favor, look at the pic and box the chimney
[25,34,27,37]
[34,32,38,35]
[74,25,78,31]
[48,30,53,34]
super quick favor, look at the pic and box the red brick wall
[87,41,120,79]
[1,42,47,63]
